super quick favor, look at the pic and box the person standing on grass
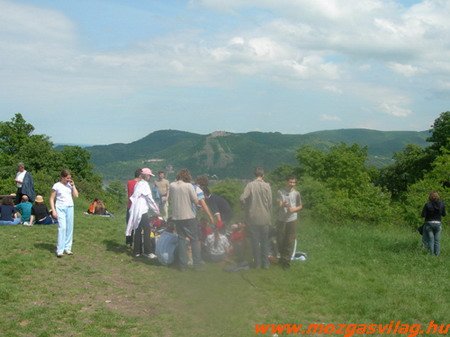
[49,170,79,258]
[126,168,142,246]
[276,177,302,269]
[240,167,272,269]
[421,191,446,256]
[127,168,160,258]
[169,169,210,271]
[14,162,35,204]
[154,171,170,220]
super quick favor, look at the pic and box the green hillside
[86,129,429,182]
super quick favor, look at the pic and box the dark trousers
[277,220,297,266]
[174,218,202,268]
[133,213,152,255]
[249,224,269,268]
[15,188,23,205]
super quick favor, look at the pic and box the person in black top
[421,191,446,256]
[30,195,56,225]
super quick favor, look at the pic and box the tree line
[264,111,449,228]
[1,112,448,228]
[0,113,111,207]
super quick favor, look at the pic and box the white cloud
[323,85,343,94]
[1,0,450,143]
[388,62,424,77]
[320,114,341,122]
[379,103,412,117]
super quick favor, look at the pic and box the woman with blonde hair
[421,191,446,256]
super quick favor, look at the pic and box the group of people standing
[239,167,302,270]
[125,166,304,271]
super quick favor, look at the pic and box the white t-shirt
[205,233,230,256]
[52,182,74,207]
[16,170,26,187]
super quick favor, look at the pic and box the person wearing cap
[126,167,161,257]
[30,195,55,225]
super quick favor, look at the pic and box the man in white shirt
[15,162,35,203]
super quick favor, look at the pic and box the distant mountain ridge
[86,129,430,181]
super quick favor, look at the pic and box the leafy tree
[296,145,326,179]
[377,144,429,199]
[297,143,371,195]
[292,143,395,225]
[402,151,450,228]
[0,114,103,201]
[210,179,245,222]
[378,111,449,199]
[60,146,95,180]
[0,113,34,155]
[266,164,297,187]
[426,111,450,154]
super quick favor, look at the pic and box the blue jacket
[21,172,36,202]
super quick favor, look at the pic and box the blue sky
[1,0,449,145]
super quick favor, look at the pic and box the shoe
[23,222,32,226]
[56,253,63,258]
[64,250,73,255]
[134,254,141,258]
[143,253,157,259]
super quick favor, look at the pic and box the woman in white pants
[50,169,79,258]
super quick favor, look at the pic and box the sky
[1,0,449,145]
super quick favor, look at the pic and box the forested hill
[86,129,429,181]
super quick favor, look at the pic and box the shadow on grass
[102,239,169,268]
[379,238,421,254]
[34,242,55,253]
[103,239,129,254]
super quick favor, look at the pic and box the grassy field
[0,201,448,337]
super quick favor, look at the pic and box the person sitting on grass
[204,225,231,263]
[15,195,33,226]
[229,222,247,263]
[30,195,56,225]
[0,196,21,226]
[155,221,178,266]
